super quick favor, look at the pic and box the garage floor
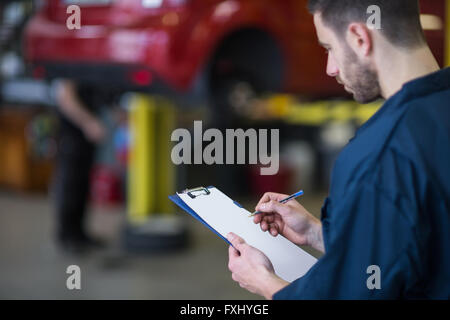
[0,190,325,300]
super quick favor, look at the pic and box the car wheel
[210,74,260,128]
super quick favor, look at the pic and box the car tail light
[129,69,153,86]
[32,65,46,79]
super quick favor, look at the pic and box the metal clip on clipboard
[181,186,211,199]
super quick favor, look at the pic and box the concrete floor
[0,190,325,300]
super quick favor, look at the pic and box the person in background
[52,79,107,253]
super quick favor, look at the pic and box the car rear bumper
[30,60,209,108]
[24,13,178,88]
[32,61,173,92]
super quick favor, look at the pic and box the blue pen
[249,190,304,217]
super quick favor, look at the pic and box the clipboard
[169,186,317,282]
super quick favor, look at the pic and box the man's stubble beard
[342,46,382,104]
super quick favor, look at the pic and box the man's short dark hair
[308,0,426,48]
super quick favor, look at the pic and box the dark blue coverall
[275,68,450,299]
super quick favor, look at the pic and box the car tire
[210,73,261,128]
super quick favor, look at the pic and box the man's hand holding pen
[253,192,324,253]
[227,192,325,299]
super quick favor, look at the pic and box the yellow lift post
[124,94,187,252]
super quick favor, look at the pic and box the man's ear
[346,23,373,58]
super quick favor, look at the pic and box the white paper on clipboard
[177,186,317,282]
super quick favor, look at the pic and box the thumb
[227,232,246,252]
[257,200,291,217]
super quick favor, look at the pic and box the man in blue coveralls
[227,0,450,299]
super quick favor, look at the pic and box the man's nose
[326,54,339,77]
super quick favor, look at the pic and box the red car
[25,0,447,117]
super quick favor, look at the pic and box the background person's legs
[53,120,95,252]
